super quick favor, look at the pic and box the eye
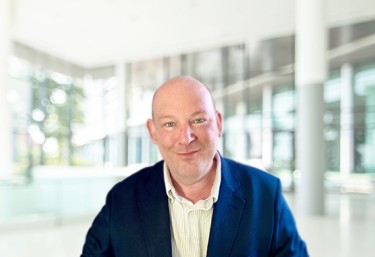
[165,122,176,127]
[193,118,206,124]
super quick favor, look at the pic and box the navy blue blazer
[81,157,308,257]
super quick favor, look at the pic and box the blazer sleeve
[81,191,114,257]
[270,180,309,257]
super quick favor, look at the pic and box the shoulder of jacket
[110,160,164,193]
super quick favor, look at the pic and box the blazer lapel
[206,158,246,257]
[139,162,172,257]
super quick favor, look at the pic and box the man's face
[147,78,222,185]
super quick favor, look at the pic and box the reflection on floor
[0,192,374,257]
[293,193,375,257]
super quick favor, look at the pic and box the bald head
[151,76,215,118]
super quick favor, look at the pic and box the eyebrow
[158,115,175,121]
[191,111,208,117]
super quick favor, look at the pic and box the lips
[176,150,199,158]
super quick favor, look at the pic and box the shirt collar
[163,152,221,204]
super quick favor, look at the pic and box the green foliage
[29,70,85,165]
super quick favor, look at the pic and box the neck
[171,162,217,204]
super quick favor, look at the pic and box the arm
[270,180,309,257]
[81,193,113,257]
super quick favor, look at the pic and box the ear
[216,111,223,137]
[146,119,158,144]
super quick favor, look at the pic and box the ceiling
[9,0,375,68]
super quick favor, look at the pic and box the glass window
[272,84,295,172]
[354,64,375,173]
[226,44,247,85]
[190,48,222,89]
[273,131,294,169]
[73,73,124,166]
[8,57,33,176]
[324,72,341,172]
[8,56,130,173]
[272,84,295,130]
[9,61,87,174]
[246,112,262,160]
[127,60,163,165]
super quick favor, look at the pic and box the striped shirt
[163,153,221,257]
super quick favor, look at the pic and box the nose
[178,124,196,145]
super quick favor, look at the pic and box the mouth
[176,150,199,158]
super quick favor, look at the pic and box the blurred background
[0,0,375,256]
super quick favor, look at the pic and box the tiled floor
[1,192,374,257]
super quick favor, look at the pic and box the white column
[340,63,355,176]
[0,0,12,179]
[262,85,273,170]
[115,60,128,166]
[295,0,326,215]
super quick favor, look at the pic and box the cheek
[155,130,177,147]
[198,125,219,139]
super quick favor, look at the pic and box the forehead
[152,79,215,117]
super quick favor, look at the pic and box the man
[81,76,309,257]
